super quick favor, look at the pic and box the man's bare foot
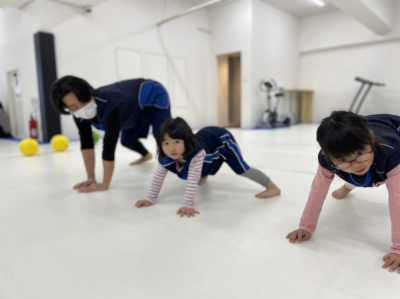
[130,153,153,166]
[198,176,208,186]
[256,180,281,198]
[332,185,352,199]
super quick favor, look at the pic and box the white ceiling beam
[0,0,108,9]
[0,0,33,9]
[327,0,394,35]
[157,0,225,26]
[58,0,108,5]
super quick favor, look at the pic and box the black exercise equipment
[259,79,290,128]
[349,77,385,114]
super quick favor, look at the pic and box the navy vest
[319,114,400,188]
[74,79,168,131]
[159,127,232,180]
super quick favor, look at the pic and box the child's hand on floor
[382,253,400,273]
[135,200,153,208]
[177,207,200,218]
[286,229,311,244]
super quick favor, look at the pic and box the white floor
[1,125,399,299]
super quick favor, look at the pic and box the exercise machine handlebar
[349,77,385,114]
[355,77,385,87]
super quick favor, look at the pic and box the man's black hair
[51,75,94,115]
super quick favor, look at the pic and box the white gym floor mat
[0,125,398,299]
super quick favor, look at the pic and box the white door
[6,70,25,138]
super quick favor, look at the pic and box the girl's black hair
[156,117,201,159]
[317,111,380,165]
[51,75,94,115]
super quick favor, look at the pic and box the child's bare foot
[198,176,208,186]
[332,185,352,199]
[130,153,153,166]
[256,180,281,199]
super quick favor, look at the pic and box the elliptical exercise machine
[349,77,385,113]
[259,79,291,128]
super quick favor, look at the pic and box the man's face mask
[73,100,97,119]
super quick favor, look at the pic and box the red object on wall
[29,117,38,139]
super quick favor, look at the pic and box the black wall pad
[34,32,61,142]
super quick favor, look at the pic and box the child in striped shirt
[135,117,281,217]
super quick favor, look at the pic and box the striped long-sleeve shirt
[146,150,206,208]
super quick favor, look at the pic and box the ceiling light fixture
[313,0,326,7]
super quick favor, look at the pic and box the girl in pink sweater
[287,111,400,274]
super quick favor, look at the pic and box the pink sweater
[300,163,400,255]
[146,150,206,208]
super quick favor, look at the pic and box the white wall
[9,0,398,133]
[210,0,299,129]
[0,0,214,140]
[251,0,299,127]
[299,1,400,122]
[0,8,40,138]
[209,0,253,128]
[0,0,92,139]
[50,0,213,139]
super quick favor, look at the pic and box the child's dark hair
[317,111,380,165]
[51,75,94,115]
[156,117,201,159]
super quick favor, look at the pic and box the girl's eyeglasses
[332,150,373,170]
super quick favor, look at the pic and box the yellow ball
[19,138,39,156]
[50,134,69,151]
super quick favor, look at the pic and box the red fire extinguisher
[29,114,38,139]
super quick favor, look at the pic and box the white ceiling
[182,0,338,17]
[0,0,32,8]
[54,0,108,5]
[3,0,338,18]
[183,0,219,3]
[0,0,108,9]
[262,0,338,17]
